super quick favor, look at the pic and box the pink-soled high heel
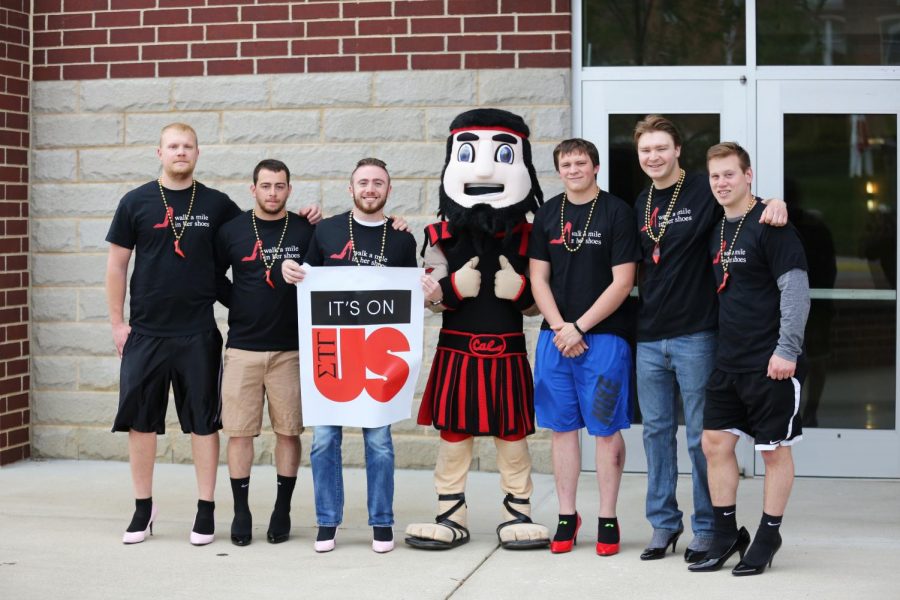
[123,504,158,544]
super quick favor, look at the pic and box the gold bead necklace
[250,209,290,289]
[347,210,387,266]
[643,168,685,264]
[157,178,196,258]
[558,186,600,253]
[716,198,757,293]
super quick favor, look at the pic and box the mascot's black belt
[437,329,526,358]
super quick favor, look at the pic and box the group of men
[106,114,809,576]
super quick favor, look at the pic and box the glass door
[580,80,756,474]
[756,79,900,477]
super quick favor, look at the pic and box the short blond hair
[159,122,198,146]
[706,142,751,172]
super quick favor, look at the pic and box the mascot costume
[405,109,550,550]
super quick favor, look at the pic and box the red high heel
[550,513,582,554]
[596,520,620,556]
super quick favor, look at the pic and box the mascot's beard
[438,187,535,242]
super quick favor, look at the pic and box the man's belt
[437,329,526,357]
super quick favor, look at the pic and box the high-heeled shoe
[231,511,252,546]
[122,504,158,544]
[550,513,582,554]
[596,521,620,556]
[688,526,750,572]
[314,526,337,553]
[640,528,683,560]
[683,547,708,563]
[732,533,782,576]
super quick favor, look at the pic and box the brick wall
[30,68,571,471]
[32,0,571,80]
[0,0,31,466]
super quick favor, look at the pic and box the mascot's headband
[449,125,528,139]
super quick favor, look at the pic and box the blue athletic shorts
[534,330,632,436]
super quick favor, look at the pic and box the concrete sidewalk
[1,460,898,599]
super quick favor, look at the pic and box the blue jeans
[310,425,395,527]
[636,330,716,539]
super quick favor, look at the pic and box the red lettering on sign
[312,327,410,403]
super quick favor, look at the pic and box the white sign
[297,266,424,427]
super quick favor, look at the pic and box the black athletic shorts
[112,329,223,435]
[704,367,803,451]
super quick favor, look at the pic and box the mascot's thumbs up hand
[494,255,526,300]
[451,257,481,298]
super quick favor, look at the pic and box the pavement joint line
[446,541,502,599]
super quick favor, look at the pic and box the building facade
[2,1,898,477]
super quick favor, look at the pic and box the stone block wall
[0,0,32,466]
[30,68,571,472]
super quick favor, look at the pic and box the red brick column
[0,0,31,466]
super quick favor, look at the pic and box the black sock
[126,497,153,533]
[267,475,296,538]
[317,526,337,542]
[597,517,619,545]
[553,513,578,542]
[273,475,296,512]
[743,513,783,566]
[230,477,250,514]
[193,499,215,535]
[373,526,393,542]
[707,505,738,555]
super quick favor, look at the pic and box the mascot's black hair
[437,109,543,242]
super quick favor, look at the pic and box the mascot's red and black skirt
[417,329,535,437]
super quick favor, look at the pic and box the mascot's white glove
[451,257,481,299]
[494,255,526,301]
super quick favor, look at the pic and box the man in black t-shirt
[106,123,241,546]
[689,143,809,576]
[215,159,315,547]
[530,138,641,556]
[632,115,788,563]
[282,158,417,554]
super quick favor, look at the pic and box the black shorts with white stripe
[704,366,804,450]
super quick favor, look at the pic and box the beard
[438,186,535,254]
[353,193,387,216]
[439,186,534,235]
[255,198,287,216]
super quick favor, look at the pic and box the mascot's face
[443,128,532,209]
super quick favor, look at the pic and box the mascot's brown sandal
[496,494,550,550]
[405,493,470,550]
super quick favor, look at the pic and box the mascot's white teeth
[464,183,504,196]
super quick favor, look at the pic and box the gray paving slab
[0,459,898,599]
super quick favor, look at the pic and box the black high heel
[640,528,683,560]
[688,526,750,572]
[732,533,782,576]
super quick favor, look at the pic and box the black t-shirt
[635,171,722,341]
[710,200,808,372]
[216,211,315,351]
[106,180,241,336]
[304,210,418,267]
[530,191,641,339]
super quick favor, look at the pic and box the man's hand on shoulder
[389,215,409,232]
[760,198,788,227]
[112,322,131,359]
[767,353,796,380]
[298,204,323,224]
